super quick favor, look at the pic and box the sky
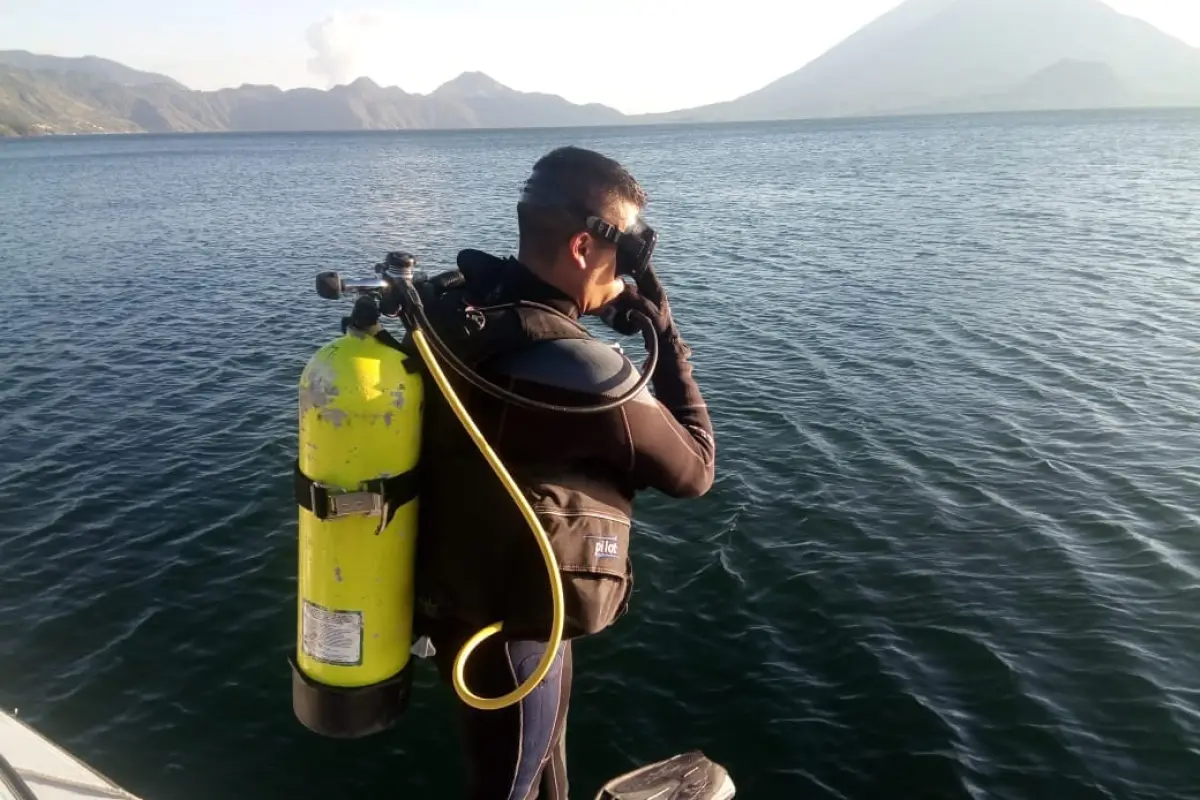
[1,0,1198,114]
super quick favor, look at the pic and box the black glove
[633,263,668,310]
[599,283,674,337]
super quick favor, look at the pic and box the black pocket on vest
[536,504,633,638]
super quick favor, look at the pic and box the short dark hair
[517,146,647,263]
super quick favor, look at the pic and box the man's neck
[515,252,585,313]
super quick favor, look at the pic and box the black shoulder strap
[416,266,593,370]
[372,328,421,374]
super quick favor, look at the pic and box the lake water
[1,110,1199,799]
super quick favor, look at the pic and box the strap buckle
[310,482,383,519]
[295,460,415,534]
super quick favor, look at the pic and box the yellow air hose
[409,327,566,711]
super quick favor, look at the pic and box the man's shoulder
[489,337,642,400]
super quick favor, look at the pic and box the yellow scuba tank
[290,281,424,738]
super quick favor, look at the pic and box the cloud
[305,12,394,88]
[295,3,796,110]
[302,10,475,92]
[296,2,870,111]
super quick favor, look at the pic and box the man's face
[582,200,640,275]
[577,199,640,311]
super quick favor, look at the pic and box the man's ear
[568,231,591,270]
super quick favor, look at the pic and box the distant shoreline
[7,2,1200,144]
[4,104,1198,142]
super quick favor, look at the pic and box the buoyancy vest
[412,249,638,641]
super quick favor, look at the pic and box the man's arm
[619,331,715,498]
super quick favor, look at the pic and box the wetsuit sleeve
[619,331,716,498]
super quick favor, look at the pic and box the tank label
[301,600,363,666]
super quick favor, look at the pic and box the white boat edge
[0,709,143,800]
[3,705,735,799]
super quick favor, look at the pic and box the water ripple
[2,111,1200,799]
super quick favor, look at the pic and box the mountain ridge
[3,0,1200,137]
[641,0,1200,123]
[0,62,625,136]
[0,49,185,90]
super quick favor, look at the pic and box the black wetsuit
[414,251,715,800]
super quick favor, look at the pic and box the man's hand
[597,283,674,337]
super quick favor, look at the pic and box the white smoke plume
[300,8,590,96]
[305,12,389,87]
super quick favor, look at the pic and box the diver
[411,145,717,800]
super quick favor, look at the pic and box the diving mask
[519,176,658,281]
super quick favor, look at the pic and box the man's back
[412,146,714,800]
[414,250,713,640]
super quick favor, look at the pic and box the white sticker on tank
[302,600,363,666]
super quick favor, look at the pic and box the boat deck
[0,710,142,800]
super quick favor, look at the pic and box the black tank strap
[371,328,421,374]
[294,460,418,534]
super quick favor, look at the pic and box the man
[412,145,715,800]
